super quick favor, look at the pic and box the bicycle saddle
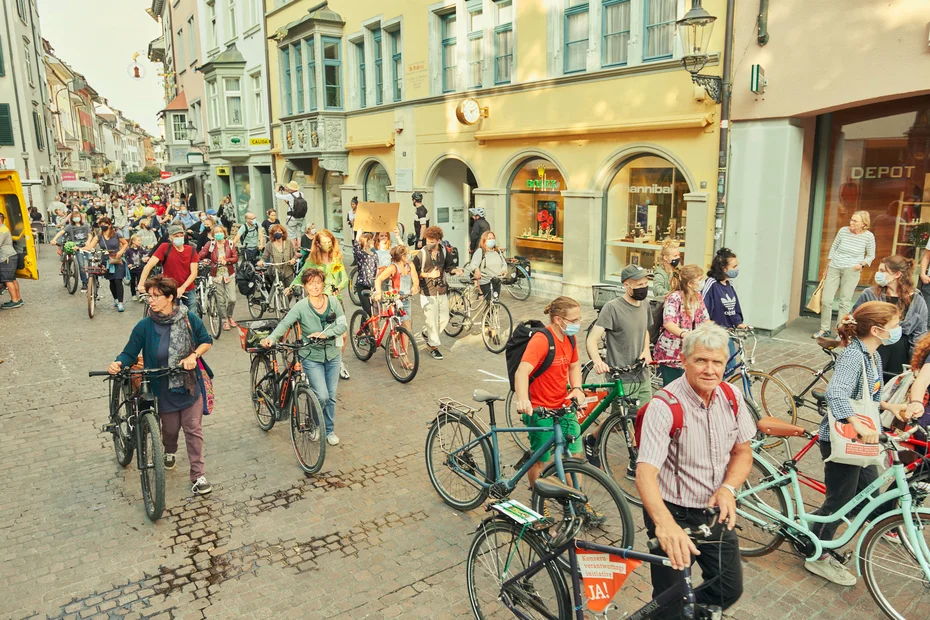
[817,336,842,350]
[534,478,588,504]
[757,416,807,438]
[812,389,826,404]
[473,389,505,403]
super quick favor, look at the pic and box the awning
[62,180,100,191]
[102,180,125,186]
[158,171,197,185]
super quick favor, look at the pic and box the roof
[162,92,188,113]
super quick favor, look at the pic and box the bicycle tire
[506,265,532,302]
[247,292,264,319]
[109,377,134,467]
[445,290,467,337]
[250,355,276,431]
[291,385,326,474]
[466,519,569,620]
[735,457,788,557]
[482,302,513,354]
[348,267,360,306]
[729,371,796,455]
[767,363,829,420]
[533,460,635,551]
[385,325,419,383]
[138,413,166,522]
[67,258,79,294]
[273,289,289,319]
[504,390,530,452]
[597,411,641,507]
[859,509,930,620]
[425,411,492,511]
[206,290,222,339]
[87,276,96,319]
[349,310,377,361]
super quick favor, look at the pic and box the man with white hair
[635,321,755,618]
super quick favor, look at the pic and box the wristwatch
[720,483,737,497]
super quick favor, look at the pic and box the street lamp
[185,120,209,155]
[677,0,722,103]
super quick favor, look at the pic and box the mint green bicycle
[737,417,930,619]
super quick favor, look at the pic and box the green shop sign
[526,179,559,190]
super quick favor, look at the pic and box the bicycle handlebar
[645,508,720,552]
[604,359,648,377]
[88,366,187,378]
[532,404,578,418]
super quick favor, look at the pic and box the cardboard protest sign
[355,202,399,232]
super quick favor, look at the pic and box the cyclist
[652,241,681,299]
[654,265,710,385]
[233,212,263,264]
[83,216,129,312]
[138,224,201,313]
[50,210,93,292]
[412,226,463,361]
[199,225,239,331]
[468,207,490,256]
[373,245,420,335]
[257,223,297,287]
[108,275,215,496]
[351,232,378,318]
[412,192,429,250]
[261,268,347,446]
[466,231,508,300]
[636,321,755,616]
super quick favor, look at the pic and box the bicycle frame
[111,375,161,475]
[361,297,405,348]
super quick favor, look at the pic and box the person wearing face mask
[196,216,216,251]
[653,265,710,385]
[139,224,201,313]
[258,224,297,286]
[468,207,490,256]
[172,202,199,232]
[652,242,681,299]
[51,211,93,291]
[199,225,239,331]
[109,200,130,239]
[233,212,264,264]
[807,302,906,586]
[852,255,927,378]
[84,216,129,312]
[467,230,508,300]
[701,247,747,330]
[411,226,464,360]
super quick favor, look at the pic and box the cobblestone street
[0,251,881,619]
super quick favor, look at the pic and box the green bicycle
[738,417,930,619]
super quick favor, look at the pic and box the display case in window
[509,159,565,276]
[324,170,344,234]
[603,155,689,283]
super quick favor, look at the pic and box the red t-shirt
[521,326,578,409]
[153,242,198,288]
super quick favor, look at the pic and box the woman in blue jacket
[702,247,748,373]
[108,275,214,496]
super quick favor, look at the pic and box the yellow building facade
[265,0,726,296]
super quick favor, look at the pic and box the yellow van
[0,168,39,280]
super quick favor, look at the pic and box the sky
[38,0,165,136]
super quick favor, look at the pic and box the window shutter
[0,104,14,146]
[32,110,44,150]
[0,35,5,76]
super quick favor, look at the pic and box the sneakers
[882,530,903,545]
[222,320,230,331]
[1,300,23,309]
[812,330,831,340]
[430,348,444,360]
[80,285,88,293]
[117,303,124,312]
[584,503,608,525]
[583,435,601,468]
[164,453,176,470]
[326,433,340,445]
[340,361,350,380]
[191,476,213,496]
[804,555,856,586]
[228,318,238,328]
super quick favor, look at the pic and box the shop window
[324,171,345,234]
[603,155,689,283]
[232,166,251,213]
[364,162,391,203]
[509,158,566,277]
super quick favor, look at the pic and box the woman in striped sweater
[814,210,876,339]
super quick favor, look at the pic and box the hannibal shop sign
[850,165,916,180]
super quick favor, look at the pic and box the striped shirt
[637,377,757,508]
[819,339,882,441]
[828,227,875,270]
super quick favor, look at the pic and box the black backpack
[441,240,460,267]
[236,260,256,296]
[648,299,664,345]
[291,194,308,218]
[505,320,575,391]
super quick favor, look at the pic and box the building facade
[727,0,930,331]
[265,0,728,297]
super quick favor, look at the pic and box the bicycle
[82,248,108,319]
[445,276,514,354]
[89,366,187,521]
[766,336,840,426]
[61,241,79,295]
[466,482,724,619]
[347,264,360,306]
[194,259,222,340]
[501,252,532,301]
[736,417,930,619]
[247,261,292,319]
[424,391,635,557]
[241,323,327,475]
[348,291,419,383]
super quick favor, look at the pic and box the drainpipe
[2,0,33,206]
[713,0,736,252]
[757,0,770,46]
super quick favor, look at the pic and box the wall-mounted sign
[395,168,413,192]
[526,166,561,191]
[230,136,242,145]
[61,170,77,181]
[750,64,766,95]
[187,153,205,165]
[850,165,916,180]
[249,137,271,146]
[160,171,172,179]
[216,166,230,176]
[629,184,673,194]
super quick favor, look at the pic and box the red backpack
[633,382,739,447]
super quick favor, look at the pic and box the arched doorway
[431,159,478,260]
[508,157,567,277]
[363,162,391,202]
[601,154,691,283]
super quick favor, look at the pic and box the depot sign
[850,165,916,180]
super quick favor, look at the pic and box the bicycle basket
[236,319,279,352]
[63,241,78,255]
[592,284,624,310]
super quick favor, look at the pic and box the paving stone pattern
[0,251,880,619]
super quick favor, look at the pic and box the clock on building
[455,98,484,125]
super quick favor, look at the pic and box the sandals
[812,329,831,339]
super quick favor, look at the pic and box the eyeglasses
[561,316,582,325]
[148,293,165,300]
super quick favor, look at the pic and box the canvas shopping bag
[825,354,884,467]
[879,369,915,428]
[806,279,825,314]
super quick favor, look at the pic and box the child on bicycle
[374,245,420,335]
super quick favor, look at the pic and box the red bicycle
[348,291,419,383]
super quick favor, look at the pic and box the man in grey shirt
[0,212,24,308]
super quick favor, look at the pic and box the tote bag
[879,368,915,428]
[806,279,825,314]
[825,354,884,467]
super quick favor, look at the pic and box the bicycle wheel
[273,289,289,319]
[385,326,419,383]
[206,290,222,339]
[291,385,326,474]
[467,519,569,620]
[87,276,96,319]
[504,391,530,452]
[67,259,79,294]
[138,413,165,521]
[250,354,276,431]
[735,458,788,557]
[767,363,829,422]
[482,302,513,354]
[425,411,492,511]
[348,267,360,306]
[247,292,264,319]
[506,265,532,302]
[445,290,467,337]
[729,371,796,456]
[860,510,930,620]
[533,460,635,551]
[597,411,641,507]
[61,257,70,288]
[349,310,376,361]
[109,377,134,467]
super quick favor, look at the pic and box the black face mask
[669,258,681,268]
[629,286,649,301]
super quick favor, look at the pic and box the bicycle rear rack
[438,397,478,417]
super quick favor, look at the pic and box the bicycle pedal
[101,423,117,433]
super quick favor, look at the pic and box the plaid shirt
[820,339,882,441]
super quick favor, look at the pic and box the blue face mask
[879,325,902,346]
[486,239,496,249]
[726,268,739,279]
[561,321,581,336]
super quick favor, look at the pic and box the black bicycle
[90,366,186,522]
[467,481,723,619]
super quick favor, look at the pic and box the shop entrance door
[432,159,477,261]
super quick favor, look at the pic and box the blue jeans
[76,251,88,284]
[304,355,341,435]
[725,338,739,377]
[181,290,199,315]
